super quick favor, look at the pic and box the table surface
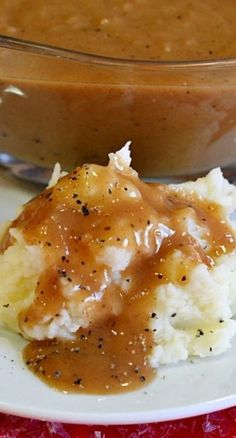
[1,408,236,437]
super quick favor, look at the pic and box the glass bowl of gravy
[0,0,236,183]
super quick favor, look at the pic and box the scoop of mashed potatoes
[1,143,236,367]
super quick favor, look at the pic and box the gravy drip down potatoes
[1,145,236,393]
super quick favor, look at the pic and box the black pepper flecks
[82,205,90,216]
[32,137,42,144]
[196,329,204,338]
[73,378,82,385]
[58,268,67,278]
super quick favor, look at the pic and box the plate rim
[1,170,236,425]
[0,393,236,425]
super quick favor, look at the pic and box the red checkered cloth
[1,407,236,437]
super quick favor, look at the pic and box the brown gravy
[1,1,236,178]
[5,161,235,394]
[1,0,236,61]
[23,298,155,394]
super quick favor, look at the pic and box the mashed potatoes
[1,144,236,372]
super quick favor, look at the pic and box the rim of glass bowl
[1,34,236,71]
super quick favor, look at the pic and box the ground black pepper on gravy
[0,1,236,177]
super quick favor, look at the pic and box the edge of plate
[0,394,236,425]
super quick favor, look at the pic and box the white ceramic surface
[0,169,236,425]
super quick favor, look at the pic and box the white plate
[1,169,236,425]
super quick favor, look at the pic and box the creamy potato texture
[1,145,236,393]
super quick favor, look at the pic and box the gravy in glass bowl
[0,0,236,181]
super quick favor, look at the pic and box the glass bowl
[0,34,236,183]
